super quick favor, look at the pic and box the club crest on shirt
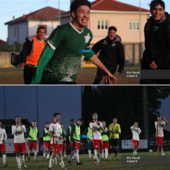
[103,41,107,45]
[153,26,159,32]
[112,43,116,47]
[41,46,44,49]
[84,33,91,43]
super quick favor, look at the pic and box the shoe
[18,164,22,169]
[63,167,70,170]
[28,157,30,161]
[63,157,68,160]
[67,160,72,165]
[77,162,83,165]
[34,159,37,162]
[98,163,103,166]
[47,158,49,161]
[23,164,28,169]
[115,157,118,160]
[89,156,92,159]
[3,164,7,167]
[43,157,45,160]
[92,159,96,165]
[105,158,108,161]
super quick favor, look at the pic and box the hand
[30,136,33,140]
[70,141,73,145]
[20,63,26,69]
[80,142,82,146]
[57,136,63,140]
[150,61,158,69]
[96,121,100,125]
[103,69,118,84]
[162,116,165,120]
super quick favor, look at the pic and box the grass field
[1,152,170,170]
[0,66,140,84]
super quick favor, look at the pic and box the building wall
[60,16,71,25]
[89,13,149,43]
[7,22,28,45]
[28,21,60,38]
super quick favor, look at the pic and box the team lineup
[0,113,169,169]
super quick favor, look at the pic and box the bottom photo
[0,86,170,170]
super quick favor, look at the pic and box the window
[14,27,16,37]
[97,20,108,30]
[129,21,140,31]
[38,25,47,34]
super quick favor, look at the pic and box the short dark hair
[37,26,45,32]
[60,123,63,125]
[157,114,161,118]
[70,119,74,122]
[108,26,117,32]
[15,116,20,119]
[70,0,91,18]
[149,0,165,10]
[32,121,36,123]
[92,112,98,116]
[113,117,117,119]
[53,113,61,118]
[78,119,84,124]
[134,121,138,124]
[46,122,50,124]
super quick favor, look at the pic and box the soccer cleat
[23,164,28,169]
[3,164,7,167]
[77,162,83,165]
[102,158,104,161]
[63,167,70,170]
[43,157,45,160]
[115,157,118,160]
[28,157,30,161]
[98,163,103,166]
[105,158,108,161]
[34,159,37,162]
[89,156,91,159]
[67,160,72,165]
[18,164,22,169]
[92,159,96,165]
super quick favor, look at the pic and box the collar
[69,22,84,34]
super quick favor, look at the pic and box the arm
[138,128,142,134]
[117,42,125,73]
[43,129,48,137]
[162,117,169,125]
[118,125,121,134]
[12,126,16,135]
[21,125,26,133]
[66,127,70,138]
[92,40,101,54]
[31,44,55,84]
[83,128,88,135]
[26,127,31,138]
[20,40,31,64]
[71,124,75,141]
[37,129,39,141]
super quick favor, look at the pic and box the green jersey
[32,22,95,84]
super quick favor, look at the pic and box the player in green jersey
[31,0,118,84]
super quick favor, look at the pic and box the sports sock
[55,157,57,161]
[16,157,20,165]
[96,153,100,164]
[43,152,46,157]
[59,158,65,168]
[88,150,91,157]
[109,148,112,155]
[28,150,31,157]
[94,150,97,159]
[68,150,76,161]
[101,150,104,158]
[105,149,108,159]
[34,151,37,160]
[47,154,50,159]
[162,152,165,156]
[3,155,6,164]
[49,159,54,168]
[22,155,25,164]
[76,150,80,163]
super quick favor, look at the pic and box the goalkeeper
[31,0,118,84]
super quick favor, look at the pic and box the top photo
[0,0,170,85]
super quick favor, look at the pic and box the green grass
[1,152,170,170]
[0,66,140,84]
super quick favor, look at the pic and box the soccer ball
[149,149,153,152]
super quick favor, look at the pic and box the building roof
[0,39,6,45]
[5,6,66,25]
[60,0,150,16]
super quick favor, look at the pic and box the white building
[5,7,65,45]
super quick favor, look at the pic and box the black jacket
[92,35,125,73]
[20,36,47,63]
[142,12,170,69]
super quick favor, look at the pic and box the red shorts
[102,142,109,149]
[0,144,6,152]
[44,142,51,149]
[13,143,27,153]
[60,143,64,151]
[73,141,80,151]
[28,141,37,150]
[156,137,164,146]
[133,140,139,147]
[51,144,61,154]
[92,139,103,150]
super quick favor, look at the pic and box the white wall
[28,21,60,38]
[7,22,28,45]
[60,16,71,25]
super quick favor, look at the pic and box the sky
[0,0,170,41]
[0,86,169,137]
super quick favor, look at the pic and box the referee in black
[93,26,125,84]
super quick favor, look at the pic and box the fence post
[133,43,135,66]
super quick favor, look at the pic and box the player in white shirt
[155,115,169,157]
[48,113,69,170]
[0,121,7,167]
[12,116,27,169]
[130,121,142,156]
[89,112,104,166]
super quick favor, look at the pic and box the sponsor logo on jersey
[112,43,116,47]
[84,33,91,43]
[41,46,44,49]
[103,41,107,45]
[153,26,159,32]
[79,49,92,54]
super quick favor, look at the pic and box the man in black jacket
[140,0,170,84]
[93,26,125,84]
[20,26,46,84]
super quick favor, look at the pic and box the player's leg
[95,140,103,166]
[27,142,32,161]
[63,143,67,159]
[43,147,48,160]
[160,137,165,157]
[2,151,7,167]
[68,142,76,165]
[14,143,21,169]
[47,148,50,160]
[21,143,28,168]
[57,151,70,170]
[114,139,119,160]
[109,139,113,159]
[49,153,56,169]
[33,141,38,161]
[16,152,22,169]
[104,142,109,160]
[88,140,92,159]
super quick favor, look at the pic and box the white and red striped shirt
[49,122,61,144]
[130,126,141,141]
[89,121,102,140]
[12,125,26,143]
[155,121,166,137]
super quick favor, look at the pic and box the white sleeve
[100,121,103,127]
[89,122,93,129]
[130,126,134,130]
[3,129,7,140]
[138,128,142,134]
[49,124,53,132]
[162,121,166,125]
[155,121,157,129]
[12,126,16,135]
[21,125,26,133]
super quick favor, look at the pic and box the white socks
[28,150,31,157]
[16,157,20,165]
[88,150,91,157]
[101,150,104,158]
[47,154,50,159]
[96,153,100,164]
[49,159,54,168]
[94,150,97,159]
[34,151,37,159]
[59,159,65,168]
[43,152,46,157]
[162,152,165,156]
[3,155,6,164]
[105,149,108,159]
[22,155,25,164]
[76,150,80,163]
